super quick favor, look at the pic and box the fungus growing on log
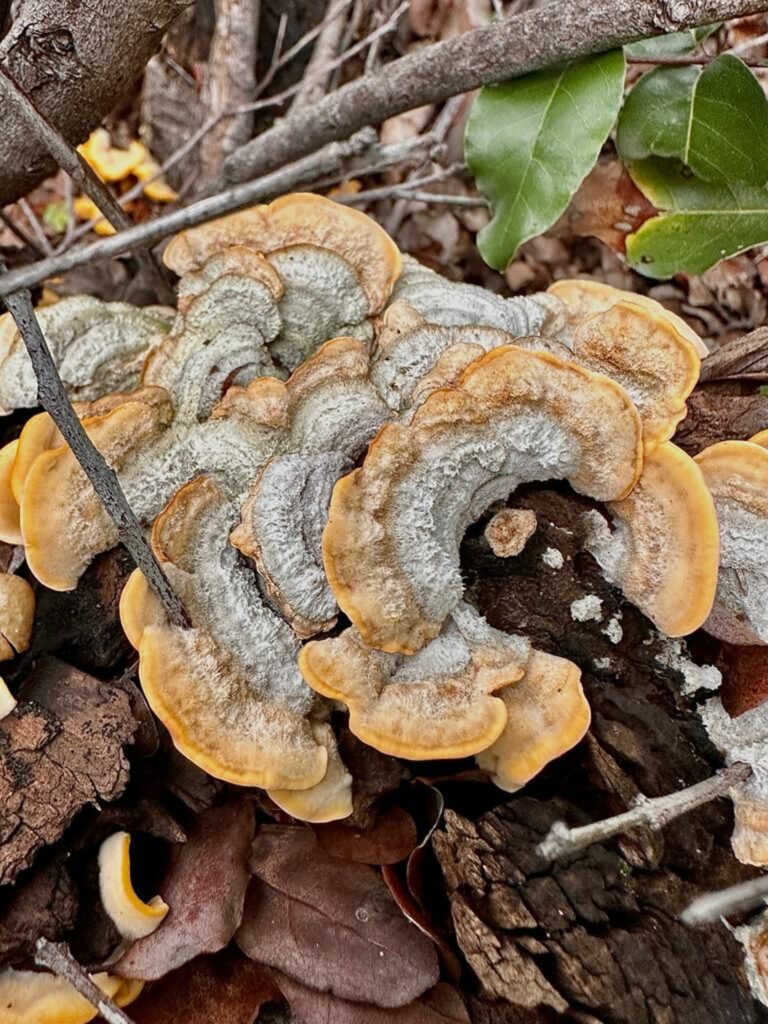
[98,831,169,940]
[0,297,172,415]
[696,437,768,645]
[4,195,736,817]
[322,346,643,655]
[0,573,34,662]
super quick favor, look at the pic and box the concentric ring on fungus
[0,194,731,823]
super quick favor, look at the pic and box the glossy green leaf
[616,54,768,277]
[465,50,626,271]
[624,24,718,60]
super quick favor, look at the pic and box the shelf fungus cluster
[0,194,763,858]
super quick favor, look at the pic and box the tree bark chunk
[0,0,191,206]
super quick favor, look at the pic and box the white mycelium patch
[570,595,603,622]
[602,614,623,645]
[0,297,173,414]
[709,499,768,644]
[655,637,721,695]
[542,547,564,569]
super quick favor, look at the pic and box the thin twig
[211,0,768,192]
[0,68,171,297]
[682,872,768,926]
[538,763,751,861]
[292,0,350,107]
[0,129,441,296]
[34,939,137,1024]
[0,263,188,628]
[18,199,53,257]
[0,208,46,256]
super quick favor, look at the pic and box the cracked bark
[0,0,191,206]
[431,484,768,1022]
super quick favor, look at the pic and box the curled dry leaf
[128,949,281,1024]
[115,801,255,980]
[0,657,139,885]
[237,826,439,1008]
[313,804,418,865]
[274,971,470,1024]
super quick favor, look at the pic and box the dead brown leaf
[129,948,280,1024]
[0,657,139,885]
[313,804,417,865]
[717,644,768,718]
[115,800,255,980]
[564,158,655,254]
[275,972,470,1024]
[237,826,439,1008]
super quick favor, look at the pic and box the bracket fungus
[164,193,402,370]
[0,573,34,662]
[98,831,169,940]
[696,435,768,645]
[3,194,736,820]
[0,297,172,415]
[0,968,142,1024]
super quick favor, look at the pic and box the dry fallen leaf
[0,657,139,885]
[313,804,418,865]
[128,948,280,1024]
[275,972,470,1024]
[563,158,655,255]
[237,826,439,1008]
[115,801,255,980]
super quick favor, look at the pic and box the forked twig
[538,763,751,861]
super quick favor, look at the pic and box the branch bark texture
[0,0,191,206]
[212,0,768,191]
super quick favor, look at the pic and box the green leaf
[42,200,71,235]
[624,24,718,60]
[616,54,768,277]
[465,50,626,271]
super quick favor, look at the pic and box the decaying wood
[0,0,191,206]
[199,0,261,176]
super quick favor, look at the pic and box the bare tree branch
[538,763,752,861]
[209,0,768,192]
[0,129,440,296]
[199,0,261,176]
[0,264,188,628]
[0,68,172,300]
[292,0,350,107]
[35,939,137,1024]
[0,0,191,206]
[682,872,768,926]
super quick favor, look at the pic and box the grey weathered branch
[0,0,191,206]
[199,0,260,176]
[0,265,188,628]
[0,68,172,300]
[210,0,768,192]
[538,763,752,861]
[35,939,137,1024]
[0,129,440,296]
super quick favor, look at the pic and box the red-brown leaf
[129,949,281,1024]
[115,801,255,980]
[237,826,439,1008]
[314,805,418,865]
[275,971,470,1024]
